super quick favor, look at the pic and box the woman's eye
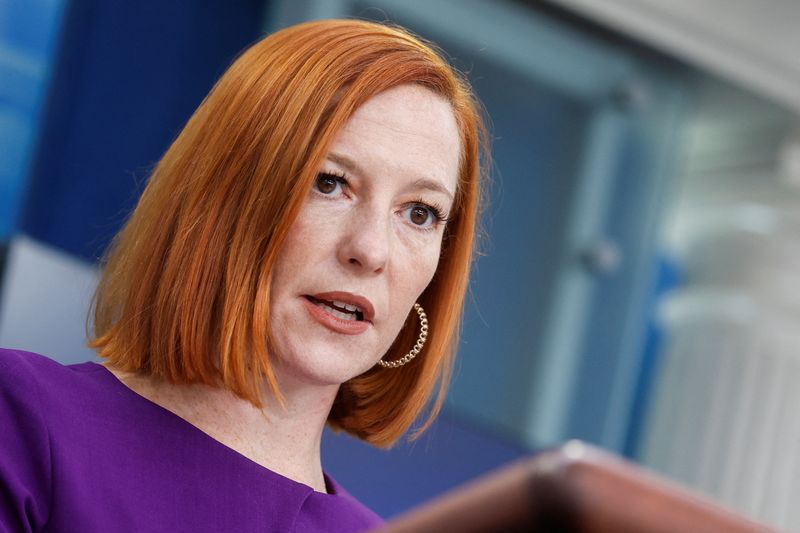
[409,205,432,226]
[314,172,345,196]
[404,203,444,229]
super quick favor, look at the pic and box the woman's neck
[108,367,339,493]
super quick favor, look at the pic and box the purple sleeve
[0,350,52,533]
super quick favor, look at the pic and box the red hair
[90,19,488,447]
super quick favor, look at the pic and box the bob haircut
[90,19,488,447]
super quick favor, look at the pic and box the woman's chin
[272,348,378,389]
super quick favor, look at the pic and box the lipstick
[302,292,374,335]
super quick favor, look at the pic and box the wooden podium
[375,441,777,532]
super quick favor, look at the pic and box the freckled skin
[269,84,461,388]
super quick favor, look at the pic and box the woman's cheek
[401,236,442,292]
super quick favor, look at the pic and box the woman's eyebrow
[327,152,360,173]
[327,152,454,200]
[410,178,454,201]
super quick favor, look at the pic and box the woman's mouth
[306,296,364,321]
[302,292,374,335]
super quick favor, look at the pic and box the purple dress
[0,348,384,532]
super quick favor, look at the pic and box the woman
[0,19,487,532]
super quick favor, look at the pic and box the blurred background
[2,0,799,528]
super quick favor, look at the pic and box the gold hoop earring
[377,303,428,368]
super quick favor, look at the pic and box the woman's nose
[337,207,390,274]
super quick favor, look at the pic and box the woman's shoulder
[0,348,67,530]
[1,347,68,402]
[0,347,124,458]
[0,346,66,373]
[0,347,104,408]
[0,348,385,532]
[0,346,99,376]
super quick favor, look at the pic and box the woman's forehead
[327,85,460,196]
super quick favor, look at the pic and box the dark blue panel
[322,413,529,518]
[21,0,267,261]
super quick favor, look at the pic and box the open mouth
[306,296,365,322]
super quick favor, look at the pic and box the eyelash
[408,198,448,229]
[313,172,449,230]
[314,171,348,195]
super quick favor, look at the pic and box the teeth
[315,301,357,321]
[333,300,361,313]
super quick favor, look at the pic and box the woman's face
[269,84,461,388]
